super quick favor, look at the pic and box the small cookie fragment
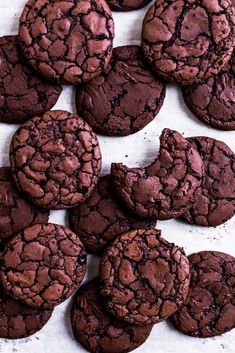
[68,175,156,254]
[76,45,166,136]
[0,287,53,339]
[0,223,87,309]
[182,136,235,227]
[171,251,235,337]
[71,278,153,353]
[111,128,203,220]
[141,0,235,85]
[0,35,62,124]
[106,0,151,11]
[0,167,49,249]
[18,0,115,85]
[182,54,235,130]
[100,229,191,325]
[10,110,102,210]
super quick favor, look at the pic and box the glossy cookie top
[76,45,166,136]
[19,0,115,85]
[0,223,87,308]
[142,0,235,85]
[10,110,102,210]
[100,229,191,325]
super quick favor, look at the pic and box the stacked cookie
[70,232,235,352]
[71,229,190,353]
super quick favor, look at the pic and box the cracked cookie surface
[141,0,235,85]
[106,0,151,11]
[0,167,49,249]
[182,136,235,227]
[111,129,203,220]
[0,35,62,124]
[0,223,87,309]
[19,0,115,85]
[171,251,235,337]
[100,229,191,325]
[76,45,166,136]
[182,54,235,130]
[10,110,102,210]
[71,277,153,353]
[68,175,156,255]
[0,287,53,339]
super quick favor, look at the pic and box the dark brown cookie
[106,0,151,11]
[0,35,62,124]
[0,223,87,309]
[141,0,235,85]
[171,251,235,337]
[0,287,53,339]
[71,278,153,353]
[182,136,235,227]
[100,229,191,325]
[18,0,115,85]
[111,129,203,220]
[182,54,235,130]
[68,175,156,254]
[0,167,49,249]
[10,110,102,210]
[76,45,166,136]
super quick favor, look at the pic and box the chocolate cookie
[0,223,87,309]
[0,167,49,249]
[0,35,62,124]
[10,110,102,210]
[0,287,53,339]
[71,278,153,353]
[141,0,235,85]
[76,45,166,136]
[182,136,235,227]
[171,251,235,337]
[100,229,191,325]
[68,175,156,254]
[106,0,151,11]
[111,129,203,220]
[18,0,115,85]
[182,54,235,130]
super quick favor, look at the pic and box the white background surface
[0,1,235,352]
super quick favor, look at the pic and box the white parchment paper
[0,1,235,352]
